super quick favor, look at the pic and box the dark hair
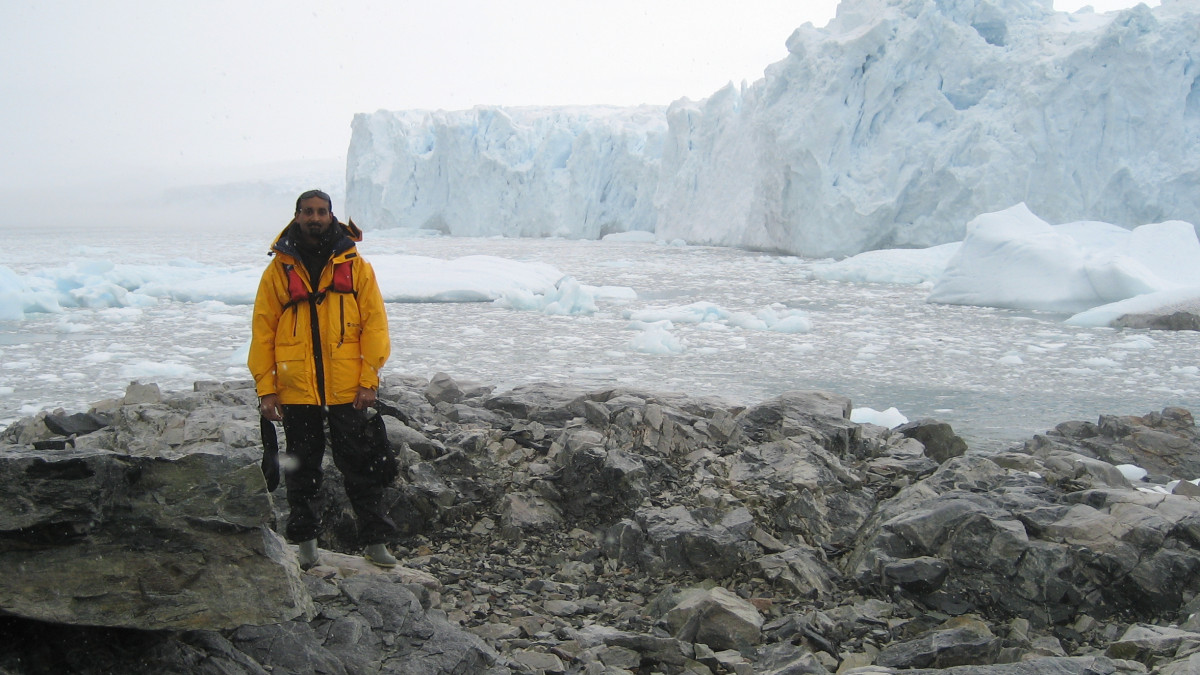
[295,189,333,213]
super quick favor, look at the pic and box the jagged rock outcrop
[2,374,1199,674]
[1024,406,1200,480]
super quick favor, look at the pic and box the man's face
[295,196,334,246]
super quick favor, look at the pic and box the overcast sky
[0,0,1154,201]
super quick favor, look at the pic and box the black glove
[259,416,280,492]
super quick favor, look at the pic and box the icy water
[3,222,1199,451]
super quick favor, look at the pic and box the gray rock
[232,622,349,674]
[122,381,162,405]
[637,505,758,578]
[1105,624,1200,666]
[484,382,589,424]
[573,624,695,667]
[895,419,969,464]
[42,411,112,437]
[4,378,1200,675]
[511,648,565,672]
[728,437,874,550]
[1032,449,1133,488]
[600,518,648,569]
[384,414,446,460]
[230,574,502,674]
[499,491,564,536]
[36,391,263,461]
[850,452,1200,628]
[752,642,829,675]
[1159,652,1200,675]
[544,598,583,616]
[663,586,764,651]
[1028,407,1200,482]
[882,556,950,594]
[470,622,523,641]
[735,391,858,455]
[876,615,1002,669]
[557,442,649,517]
[1113,310,1200,331]
[864,436,941,482]
[598,645,642,669]
[442,401,510,425]
[0,448,312,630]
[426,371,467,405]
[896,656,1148,675]
[751,545,841,599]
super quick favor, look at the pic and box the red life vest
[283,261,355,305]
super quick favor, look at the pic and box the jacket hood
[270,218,362,259]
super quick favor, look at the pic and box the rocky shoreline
[1,375,1199,675]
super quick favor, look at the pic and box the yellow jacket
[248,220,390,406]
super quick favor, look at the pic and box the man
[248,189,398,569]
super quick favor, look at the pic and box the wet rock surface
[1,375,1199,674]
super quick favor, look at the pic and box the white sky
[0,0,1154,192]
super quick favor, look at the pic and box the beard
[297,221,333,249]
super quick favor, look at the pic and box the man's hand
[353,386,377,410]
[259,394,282,421]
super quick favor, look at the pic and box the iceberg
[927,203,1200,314]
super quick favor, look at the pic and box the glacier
[346,0,1200,259]
[346,106,666,239]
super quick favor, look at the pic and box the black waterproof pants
[280,403,397,545]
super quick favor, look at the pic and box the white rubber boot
[364,543,398,568]
[297,539,319,570]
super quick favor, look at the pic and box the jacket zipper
[338,296,346,347]
[309,295,327,406]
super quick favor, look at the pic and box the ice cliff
[346,0,1200,258]
[346,106,666,239]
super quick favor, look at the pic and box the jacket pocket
[330,342,363,401]
[275,343,312,397]
[338,297,363,345]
